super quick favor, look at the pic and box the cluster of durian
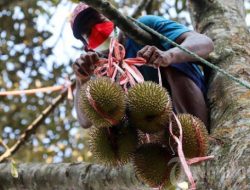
[79,77,209,189]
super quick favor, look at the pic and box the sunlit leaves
[174,0,187,14]
[0,0,81,163]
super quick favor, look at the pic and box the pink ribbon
[93,38,146,91]
[168,113,214,189]
[0,78,73,100]
[169,113,196,189]
[85,86,118,125]
[154,63,213,189]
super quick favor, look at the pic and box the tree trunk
[188,0,250,189]
[0,162,152,190]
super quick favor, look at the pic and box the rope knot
[93,38,146,92]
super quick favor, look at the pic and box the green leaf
[10,160,19,178]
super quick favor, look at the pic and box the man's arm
[168,31,214,64]
[137,31,214,67]
[73,52,99,128]
[75,78,92,128]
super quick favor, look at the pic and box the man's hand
[73,52,99,80]
[73,52,99,128]
[137,45,173,68]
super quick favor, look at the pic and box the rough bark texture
[0,163,153,190]
[188,0,250,189]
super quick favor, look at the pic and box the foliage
[0,0,89,163]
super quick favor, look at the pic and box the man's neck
[118,31,127,46]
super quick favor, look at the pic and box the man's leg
[162,67,209,127]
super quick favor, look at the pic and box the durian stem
[145,134,151,143]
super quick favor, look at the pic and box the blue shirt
[125,15,206,95]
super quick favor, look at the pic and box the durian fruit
[127,82,172,133]
[89,120,139,166]
[132,143,180,189]
[79,77,126,128]
[166,114,209,158]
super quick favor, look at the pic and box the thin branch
[176,0,187,13]
[131,0,152,18]
[0,139,10,152]
[0,81,76,162]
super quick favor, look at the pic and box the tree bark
[0,162,153,190]
[188,0,250,189]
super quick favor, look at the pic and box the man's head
[70,3,114,53]
[70,3,103,39]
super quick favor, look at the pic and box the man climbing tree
[70,2,214,128]
[0,0,249,189]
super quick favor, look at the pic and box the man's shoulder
[137,15,184,31]
[137,15,168,26]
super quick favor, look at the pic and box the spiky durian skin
[89,121,139,166]
[79,77,126,128]
[132,143,179,188]
[127,82,172,133]
[166,114,209,158]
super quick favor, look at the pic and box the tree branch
[131,0,152,18]
[0,0,18,9]
[0,81,76,163]
[0,139,10,153]
[0,162,152,190]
